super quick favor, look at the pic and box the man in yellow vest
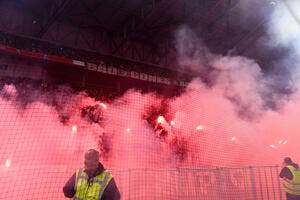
[279,157,300,200]
[63,149,120,200]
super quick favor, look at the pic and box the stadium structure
[0,0,300,199]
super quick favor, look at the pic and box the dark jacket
[63,163,120,200]
[280,162,299,180]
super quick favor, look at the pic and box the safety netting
[0,74,288,199]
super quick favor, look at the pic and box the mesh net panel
[0,73,284,199]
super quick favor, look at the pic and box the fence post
[128,169,131,200]
[170,169,172,199]
[249,166,257,200]
[215,168,222,200]
[275,165,283,200]
[193,170,199,200]
[178,168,181,200]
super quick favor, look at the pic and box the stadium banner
[0,44,189,86]
[85,62,188,86]
[73,60,85,66]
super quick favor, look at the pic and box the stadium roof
[0,0,281,69]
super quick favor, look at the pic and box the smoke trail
[1,61,300,199]
[1,0,299,171]
[268,0,300,48]
[176,26,270,120]
[174,22,300,166]
[175,26,213,77]
[267,0,300,82]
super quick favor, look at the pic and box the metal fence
[112,166,284,200]
[0,165,284,199]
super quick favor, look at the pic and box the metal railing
[0,165,284,200]
[111,166,284,200]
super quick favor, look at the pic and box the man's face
[84,152,99,173]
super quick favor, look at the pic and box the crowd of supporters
[0,30,188,103]
[0,76,120,106]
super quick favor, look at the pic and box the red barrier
[0,44,18,54]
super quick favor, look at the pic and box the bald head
[84,149,99,173]
[284,157,292,165]
[85,149,99,160]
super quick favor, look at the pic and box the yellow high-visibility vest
[283,165,300,195]
[74,168,112,200]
